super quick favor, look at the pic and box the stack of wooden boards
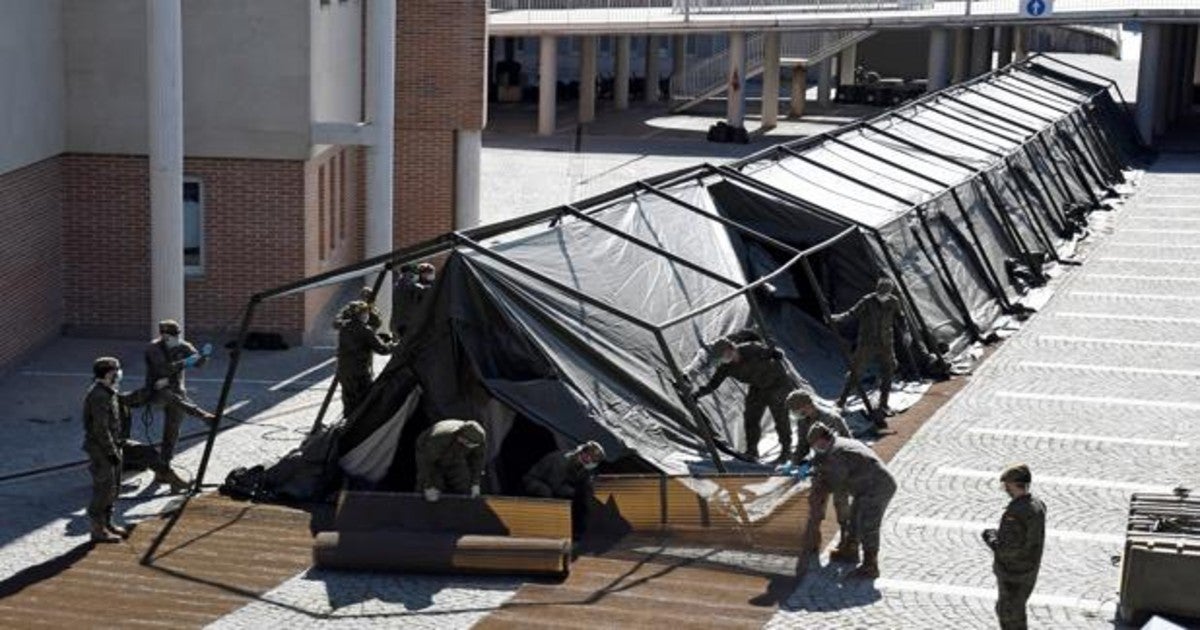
[1118,490,1200,625]
[312,491,573,576]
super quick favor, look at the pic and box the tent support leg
[142,298,260,565]
[799,258,876,419]
[948,189,1014,311]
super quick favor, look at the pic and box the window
[183,179,203,274]
[318,166,327,260]
[338,151,348,241]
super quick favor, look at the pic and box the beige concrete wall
[311,0,363,133]
[64,0,311,160]
[0,0,66,175]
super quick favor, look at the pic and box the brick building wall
[394,0,487,247]
[0,157,64,369]
[61,154,307,342]
[304,145,363,340]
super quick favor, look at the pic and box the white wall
[310,0,362,135]
[64,0,311,160]
[0,0,66,174]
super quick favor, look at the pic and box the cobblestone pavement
[769,159,1200,628]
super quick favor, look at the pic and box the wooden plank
[333,491,571,540]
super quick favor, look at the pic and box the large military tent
[191,55,1136,497]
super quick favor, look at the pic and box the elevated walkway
[489,0,1200,36]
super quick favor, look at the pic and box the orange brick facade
[0,157,65,368]
[394,0,487,247]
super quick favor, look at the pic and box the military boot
[104,509,130,538]
[154,468,192,494]
[90,519,121,544]
[829,537,860,564]
[772,444,792,466]
[847,550,880,579]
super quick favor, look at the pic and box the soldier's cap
[786,390,814,407]
[358,287,375,300]
[581,440,606,461]
[1000,464,1032,484]
[807,422,833,443]
[158,319,182,335]
[876,277,895,294]
[92,356,121,379]
[711,338,735,354]
[346,300,371,314]
[398,263,416,274]
[457,421,485,447]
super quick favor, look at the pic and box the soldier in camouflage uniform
[800,423,896,578]
[524,441,606,536]
[983,464,1046,630]
[785,391,858,562]
[335,300,395,418]
[694,338,796,463]
[833,278,903,422]
[144,319,216,463]
[85,357,190,543]
[415,419,487,502]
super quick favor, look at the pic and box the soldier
[799,423,897,579]
[833,277,904,424]
[983,464,1046,630]
[85,357,190,543]
[144,319,216,463]
[335,300,395,418]
[524,441,606,536]
[392,262,435,336]
[334,287,383,332]
[415,419,487,502]
[785,391,857,562]
[694,337,796,463]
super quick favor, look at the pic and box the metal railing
[669,29,874,111]
[490,0,930,12]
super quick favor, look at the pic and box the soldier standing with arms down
[85,357,190,543]
[694,337,796,463]
[833,277,903,426]
[983,464,1046,630]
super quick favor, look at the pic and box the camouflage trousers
[85,447,120,524]
[996,579,1034,630]
[848,484,896,555]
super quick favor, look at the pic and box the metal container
[1118,491,1200,625]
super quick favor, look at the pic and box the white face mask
[788,410,803,422]
[583,461,598,471]
[112,369,123,385]
[165,335,182,348]
[421,274,435,284]
[358,313,370,324]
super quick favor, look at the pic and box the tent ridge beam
[560,204,744,290]
[635,179,802,256]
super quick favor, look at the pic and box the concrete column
[789,64,807,118]
[727,31,747,128]
[969,26,994,77]
[148,0,185,334]
[761,31,781,129]
[1136,23,1163,144]
[996,26,1014,67]
[579,36,597,123]
[366,0,395,321]
[952,28,972,83]
[644,35,660,102]
[672,34,686,81]
[817,31,833,108]
[1013,26,1029,60]
[1160,25,1177,133]
[455,130,481,229]
[927,27,952,92]
[1185,26,1199,113]
[615,35,631,110]
[538,35,557,136]
[838,42,858,86]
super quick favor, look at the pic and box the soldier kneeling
[414,419,486,502]
[523,441,606,536]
